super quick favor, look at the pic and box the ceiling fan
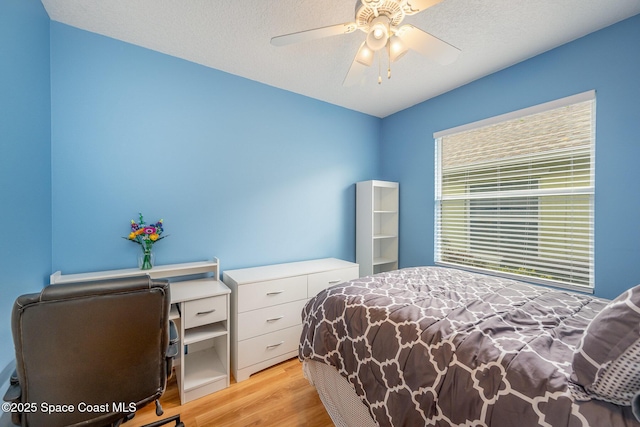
[271,0,461,86]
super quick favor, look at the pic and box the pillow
[570,284,640,406]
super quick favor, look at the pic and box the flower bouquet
[124,213,167,270]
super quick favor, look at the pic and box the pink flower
[143,227,156,234]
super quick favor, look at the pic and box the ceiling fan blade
[404,0,443,14]
[271,22,357,47]
[396,24,460,65]
[343,42,371,87]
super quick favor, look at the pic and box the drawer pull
[328,279,342,284]
[266,341,284,349]
[266,316,284,322]
[196,309,216,316]
[266,290,284,296]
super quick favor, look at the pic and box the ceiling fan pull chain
[387,40,392,79]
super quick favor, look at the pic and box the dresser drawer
[237,299,306,341]
[238,275,307,313]
[237,325,301,369]
[307,266,360,298]
[183,295,226,329]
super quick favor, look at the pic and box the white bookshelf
[356,180,399,276]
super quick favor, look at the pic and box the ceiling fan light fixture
[389,35,408,62]
[365,16,389,51]
[355,44,375,66]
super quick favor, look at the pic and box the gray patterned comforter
[299,266,639,427]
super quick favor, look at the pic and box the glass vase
[138,248,155,270]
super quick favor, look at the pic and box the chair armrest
[4,370,22,426]
[3,370,20,403]
[167,320,179,359]
[165,320,179,378]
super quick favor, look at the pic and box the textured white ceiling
[40,0,640,118]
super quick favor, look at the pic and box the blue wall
[0,0,51,380]
[50,23,379,274]
[0,1,637,388]
[380,14,640,300]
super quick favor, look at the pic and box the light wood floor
[127,358,334,427]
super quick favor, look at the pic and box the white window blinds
[435,92,595,291]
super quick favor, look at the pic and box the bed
[299,266,640,427]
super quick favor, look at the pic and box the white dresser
[222,258,359,382]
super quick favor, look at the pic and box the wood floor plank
[127,358,334,427]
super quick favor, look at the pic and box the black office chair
[3,275,183,427]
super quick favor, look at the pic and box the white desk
[50,258,230,405]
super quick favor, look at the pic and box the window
[435,91,595,291]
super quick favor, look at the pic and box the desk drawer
[237,299,306,341]
[183,295,226,329]
[307,266,359,298]
[238,275,307,313]
[237,325,301,369]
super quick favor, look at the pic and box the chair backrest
[11,275,171,427]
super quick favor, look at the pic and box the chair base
[141,414,183,427]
